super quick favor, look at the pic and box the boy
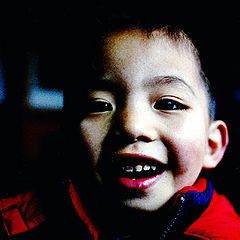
[62,17,240,239]
[1,15,240,240]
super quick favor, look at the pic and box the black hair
[63,13,216,122]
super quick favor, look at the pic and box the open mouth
[113,154,168,190]
[118,159,166,179]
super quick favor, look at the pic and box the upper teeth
[151,166,157,171]
[125,166,134,172]
[143,165,151,171]
[122,164,156,173]
[136,165,143,172]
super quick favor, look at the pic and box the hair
[63,13,216,125]
[144,25,216,121]
[100,23,216,121]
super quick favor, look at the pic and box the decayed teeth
[122,164,157,172]
[125,166,134,172]
[151,166,157,171]
[135,165,143,172]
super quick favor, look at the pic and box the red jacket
[184,184,240,239]
[0,178,240,239]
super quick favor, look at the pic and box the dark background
[0,2,239,212]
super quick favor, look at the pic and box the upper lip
[114,153,167,166]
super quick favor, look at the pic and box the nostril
[112,131,153,146]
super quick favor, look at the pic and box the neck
[69,179,171,238]
[88,197,169,238]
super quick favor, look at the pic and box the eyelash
[87,100,113,113]
[153,99,189,111]
[87,98,188,114]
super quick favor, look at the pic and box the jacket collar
[68,178,213,240]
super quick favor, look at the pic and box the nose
[114,101,158,144]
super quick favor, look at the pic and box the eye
[153,99,188,111]
[87,100,113,113]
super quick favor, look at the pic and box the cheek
[79,116,111,165]
[168,118,208,186]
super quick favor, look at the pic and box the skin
[78,29,228,213]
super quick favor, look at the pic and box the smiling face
[78,29,224,211]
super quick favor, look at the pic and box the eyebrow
[143,76,196,96]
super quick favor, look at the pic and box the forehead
[102,29,195,63]
[99,29,202,93]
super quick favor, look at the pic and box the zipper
[159,194,187,240]
[98,181,212,240]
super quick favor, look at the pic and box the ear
[203,120,229,169]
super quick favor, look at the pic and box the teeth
[151,166,157,171]
[143,165,150,171]
[122,164,157,173]
[135,165,143,172]
[125,166,134,172]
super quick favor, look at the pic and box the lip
[115,153,165,164]
[114,153,167,190]
[118,175,163,190]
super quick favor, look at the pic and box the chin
[120,191,173,212]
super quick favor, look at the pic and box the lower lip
[118,172,165,190]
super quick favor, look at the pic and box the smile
[114,154,168,190]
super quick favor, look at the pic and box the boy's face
[79,29,211,211]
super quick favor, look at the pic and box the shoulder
[0,183,92,240]
[0,190,46,237]
[184,189,240,239]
